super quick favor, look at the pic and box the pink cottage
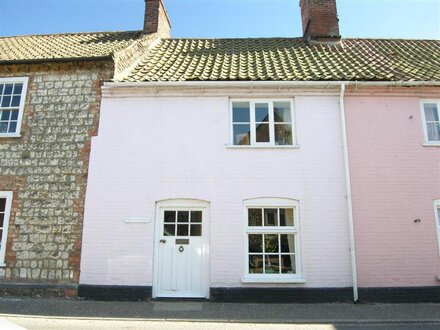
[76,0,440,302]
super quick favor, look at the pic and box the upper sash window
[231,100,295,146]
[421,100,440,144]
[0,77,28,137]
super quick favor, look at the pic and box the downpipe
[339,83,359,302]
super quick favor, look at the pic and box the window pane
[11,96,21,107]
[0,229,2,242]
[249,255,263,274]
[0,122,8,133]
[190,224,202,236]
[248,208,262,226]
[427,123,440,141]
[281,254,295,274]
[164,211,176,223]
[264,208,278,226]
[163,224,175,236]
[177,211,189,223]
[191,211,202,223]
[274,124,293,145]
[255,103,269,122]
[265,255,280,274]
[232,102,250,122]
[264,234,279,253]
[0,198,5,211]
[8,122,17,133]
[274,102,291,122]
[177,224,189,236]
[424,103,439,121]
[10,110,19,121]
[249,234,263,253]
[0,84,4,94]
[280,234,295,253]
[4,84,13,95]
[1,96,11,107]
[233,124,251,145]
[279,208,294,226]
[256,123,269,142]
[0,213,4,228]
[1,110,10,121]
[13,84,23,94]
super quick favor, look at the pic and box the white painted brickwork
[80,94,352,288]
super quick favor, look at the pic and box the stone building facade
[0,61,113,295]
[0,0,171,296]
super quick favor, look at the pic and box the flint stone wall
[0,60,113,285]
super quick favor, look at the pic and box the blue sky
[0,0,439,39]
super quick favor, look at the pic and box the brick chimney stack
[143,0,171,38]
[299,0,340,42]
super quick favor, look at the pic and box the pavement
[0,297,439,329]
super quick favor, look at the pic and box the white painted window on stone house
[0,77,29,137]
[0,191,13,266]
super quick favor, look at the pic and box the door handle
[160,239,166,243]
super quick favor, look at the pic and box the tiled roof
[118,38,440,82]
[0,31,143,63]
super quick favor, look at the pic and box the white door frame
[152,198,210,299]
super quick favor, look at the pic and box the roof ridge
[156,37,440,42]
[160,37,305,41]
[342,37,440,42]
[2,33,437,42]
[0,30,142,39]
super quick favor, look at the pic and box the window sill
[241,275,306,284]
[225,144,300,149]
[423,143,440,147]
[0,133,22,138]
[0,263,6,268]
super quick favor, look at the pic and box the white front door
[153,200,209,298]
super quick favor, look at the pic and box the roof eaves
[0,30,142,40]
[0,55,113,65]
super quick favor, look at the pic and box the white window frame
[0,191,13,266]
[420,99,440,146]
[0,77,29,138]
[241,197,304,283]
[229,99,297,148]
[434,199,440,262]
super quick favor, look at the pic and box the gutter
[339,83,359,303]
[104,80,440,89]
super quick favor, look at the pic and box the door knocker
[179,245,184,252]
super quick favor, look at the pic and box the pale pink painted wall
[345,96,440,287]
[80,94,352,288]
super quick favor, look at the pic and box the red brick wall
[143,0,171,37]
[300,0,340,39]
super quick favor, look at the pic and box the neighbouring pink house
[78,0,440,302]
[345,91,440,301]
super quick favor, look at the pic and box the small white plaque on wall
[123,216,151,223]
